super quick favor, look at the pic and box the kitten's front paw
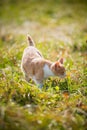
[38,84,43,89]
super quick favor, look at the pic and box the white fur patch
[43,64,54,78]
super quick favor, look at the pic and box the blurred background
[0,0,87,44]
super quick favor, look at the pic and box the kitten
[21,35,66,88]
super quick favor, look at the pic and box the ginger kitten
[21,35,66,88]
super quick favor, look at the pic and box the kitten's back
[21,35,43,68]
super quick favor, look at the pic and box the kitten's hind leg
[25,74,31,82]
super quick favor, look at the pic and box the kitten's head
[51,58,66,78]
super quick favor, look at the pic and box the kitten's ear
[58,58,63,64]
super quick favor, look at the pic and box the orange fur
[21,35,66,88]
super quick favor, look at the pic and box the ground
[0,0,87,130]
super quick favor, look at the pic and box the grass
[0,0,87,130]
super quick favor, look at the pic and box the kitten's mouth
[58,73,66,78]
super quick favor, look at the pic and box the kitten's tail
[27,35,35,46]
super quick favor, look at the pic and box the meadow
[0,0,87,130]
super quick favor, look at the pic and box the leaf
[55,86,60,91]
